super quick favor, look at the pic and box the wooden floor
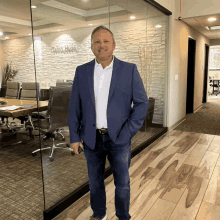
[54,129,220,220]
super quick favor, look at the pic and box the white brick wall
[3,17,168,124]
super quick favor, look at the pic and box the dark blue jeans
[83,130,131,220]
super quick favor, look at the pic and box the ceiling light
[5,37,9,39]
[210,26,220,30]
[31,6,37,9]
[0,32,3,36]
[89,24,93,26]
[29,34,32,35]
[130,16,136,20]
[57,29,60,31]
[155,25,162,28]
[208,17,217,21]
[205,26,210,30]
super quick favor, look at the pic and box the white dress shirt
[94,56,114,129]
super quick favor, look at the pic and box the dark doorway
[202,44,210,103]
[186,37,196,114]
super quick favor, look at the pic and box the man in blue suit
[68,26,149,220]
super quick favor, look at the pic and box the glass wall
[0,0,44,219]
[0,0,169,219]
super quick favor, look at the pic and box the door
[186,37,196,114]
[202,44,210,103]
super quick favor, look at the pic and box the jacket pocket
[122,116,131,137]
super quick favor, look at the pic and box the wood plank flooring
[54,130,220,220]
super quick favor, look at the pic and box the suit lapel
[87,56,122,109]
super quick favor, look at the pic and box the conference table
[0,98,48,145]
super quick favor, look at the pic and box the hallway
[174,95,220,136]
[54,95,220,220]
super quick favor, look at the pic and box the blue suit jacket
[68,56,149,150]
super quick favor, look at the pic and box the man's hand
[70,142,84,154]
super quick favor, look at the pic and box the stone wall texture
[3,17,168,125]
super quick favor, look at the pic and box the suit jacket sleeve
[68,67,82,143]
[127,64,149,138]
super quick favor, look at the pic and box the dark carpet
[174,96,220,135]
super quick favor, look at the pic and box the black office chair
[209,76,219,95]
[31,86,74,161]
[1,81,20,126]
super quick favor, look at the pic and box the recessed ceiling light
[57,29,60,31]
[89,24,93,26]
[0,32,3,36]
[210,25,220,30]
[5,37,9,39]
[31,6,37,9]
[29,34,32,35]
[155,25,162,28]
[208,17,217,21]
[130,16,136,20]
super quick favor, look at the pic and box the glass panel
[0,0,169,218]
[29,0,169,216]
[30,0,111,210]
[0,0,44,219]
[109,0,169,142]
[145,3,169,128]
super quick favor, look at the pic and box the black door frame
[202,44,210,103]
[186,37,196,114]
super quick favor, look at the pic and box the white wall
[210,39,220,46]
[175,0,220,19]
[155,0,210,129]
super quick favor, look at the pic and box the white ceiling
[0,0,164,40]
[183,13,220,39]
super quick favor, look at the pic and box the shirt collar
[95,55,114,70]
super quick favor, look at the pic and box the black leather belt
[97,128,108,134]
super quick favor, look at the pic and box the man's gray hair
[91,25,115,44]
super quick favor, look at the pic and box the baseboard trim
[194,104,203,113]
[168,116,186,132]
[43,126,168,220]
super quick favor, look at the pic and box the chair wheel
[49,157,54,162]
[32,152,37,157]
[71,151,75,155]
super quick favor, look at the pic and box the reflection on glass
[30,0,169,213]
[0,1,44,219]
[0,0,169,218]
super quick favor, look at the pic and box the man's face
[91,29,116,62]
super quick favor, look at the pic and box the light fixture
[210,26,220,30]
[57,29,60,31]
[208,17,217,21]
[155,25,162,28]
[89,24,93,26]
[29,33,32,35]
[31,5,37,9]
[5,37,9,39]
[0,28,3,36]
[130,16,136,20]
[205,26,210,30]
